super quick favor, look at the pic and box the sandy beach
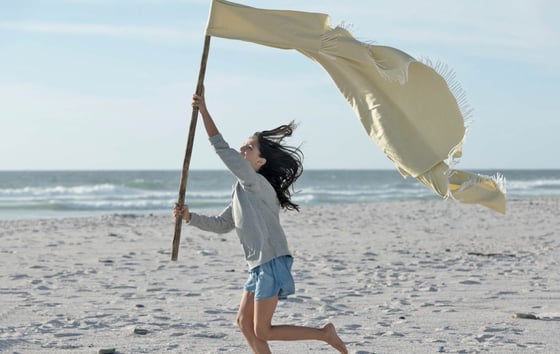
[1,199,559,353]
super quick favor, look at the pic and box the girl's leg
[254,296,348,354]
[236,291,271,354]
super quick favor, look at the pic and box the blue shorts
[244,255,295,301]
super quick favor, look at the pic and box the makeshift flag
[205,0,506,214]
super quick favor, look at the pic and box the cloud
[326,1,560,72]
[63,0,206,3]
[0,21,198,44]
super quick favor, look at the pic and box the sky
[1,0,559,171]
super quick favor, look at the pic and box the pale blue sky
[1,0,559,171]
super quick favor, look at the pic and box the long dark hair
[255,121,304,211]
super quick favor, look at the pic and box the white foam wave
[507,179,560,190]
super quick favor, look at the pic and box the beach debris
[134,328,149,335]
[512,313,539,320]
[98,349,116,354]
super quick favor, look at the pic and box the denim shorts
[244,255,295,301]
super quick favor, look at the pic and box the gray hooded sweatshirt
[188,134,291,269]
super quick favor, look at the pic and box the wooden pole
[172,35,212,261]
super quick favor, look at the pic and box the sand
[1,199,559,353]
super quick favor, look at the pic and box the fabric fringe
[419,57,477,196]
[420,57,474,128]
[338,21,355,34]
[492,172,507,195]
[444,171,507,201]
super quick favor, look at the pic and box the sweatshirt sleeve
[189,203,235,234]
[209,134,258,189]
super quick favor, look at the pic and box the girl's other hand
[173,203,191,222]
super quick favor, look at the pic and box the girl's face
[240,136,266,171]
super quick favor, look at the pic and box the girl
[174,91,347,354]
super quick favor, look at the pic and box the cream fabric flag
[206,0,506,214]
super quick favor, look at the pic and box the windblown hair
[255,121,304,211]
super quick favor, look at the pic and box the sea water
[0,169,559,220]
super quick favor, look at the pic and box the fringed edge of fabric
[420,57,476,196]
[443,171,508,202]
[420,57,474,128]
[492,172,507,195]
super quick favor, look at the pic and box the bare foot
[322,323,348,354]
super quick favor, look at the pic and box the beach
[1,198,559,353]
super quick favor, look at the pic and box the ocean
[0,169,559,220]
